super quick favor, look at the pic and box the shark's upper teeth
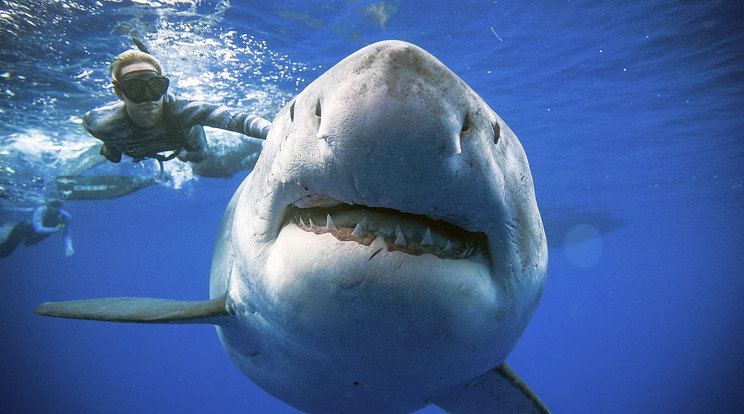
[286,205,485,260]
[394,225,406,246]
[421,228,433,246]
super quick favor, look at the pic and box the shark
[36,40,550,413]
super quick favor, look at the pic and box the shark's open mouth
[283,202,487,260]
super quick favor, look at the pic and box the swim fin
[132,37,151,54]
[55,175,156,201]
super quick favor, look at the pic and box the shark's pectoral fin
[430,362,550,414]
[35,293,234,325]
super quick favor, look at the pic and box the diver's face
[47,203,61,214]
[117,62,165,128]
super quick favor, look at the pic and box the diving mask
[115,73,169,104]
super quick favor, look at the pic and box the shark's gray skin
[36,40,550,413]
[190,135,264,178]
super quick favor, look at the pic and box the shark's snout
[309,41,482,161]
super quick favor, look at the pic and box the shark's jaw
[228,191,511,413]
[282,198,489,262]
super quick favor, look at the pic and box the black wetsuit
[0,207,71,258]
[82,93,271,163]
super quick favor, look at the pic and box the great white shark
[36,40,550,413]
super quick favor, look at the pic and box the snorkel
[132,37,151,54]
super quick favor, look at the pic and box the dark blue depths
[0,1,742,413]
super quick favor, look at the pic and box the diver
[0,199,74,258]
[83,47,271,169]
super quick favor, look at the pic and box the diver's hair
[109,49,163,81]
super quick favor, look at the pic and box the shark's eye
[493,122,500,145]
[289,101,295,122]
[315,100,322,118]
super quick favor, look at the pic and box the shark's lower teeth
[290,207,484,260]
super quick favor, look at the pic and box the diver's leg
[23,228,50,247]
[0,222,32,258]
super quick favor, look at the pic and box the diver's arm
[99,143,123,163]
[59,211,71,236]
[83,105,125,163]
[233,112,271,139]
[59,211,74,257]
[177,126,208,163]
[177,100,271,139]
[31,207,57,234]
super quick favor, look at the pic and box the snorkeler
[83,48,271,167]
[0,199,74,258]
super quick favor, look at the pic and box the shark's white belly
[217,223,526,412]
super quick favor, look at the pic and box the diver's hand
[100,144,122,163]
[176,149,189,162]
[65,242,74,257]
[176,148,205,163]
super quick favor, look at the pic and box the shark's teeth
[326,214,337,231]
[351,222,365,237]
[394,225,406,246]
[421,228,433,246]
[288,205,485,260]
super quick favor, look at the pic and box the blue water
[1,0,742,413]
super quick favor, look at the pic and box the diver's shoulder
[164,92,196,110]
[83,101,127,133]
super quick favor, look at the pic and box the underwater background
[1,0,742,413]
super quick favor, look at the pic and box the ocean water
[1,0,742,413]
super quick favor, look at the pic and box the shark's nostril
[315,100,321,118]
[461,113,470,134]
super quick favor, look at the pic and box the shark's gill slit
[315,100,322,118]
[289,100,295,122]
[493,121,501,144]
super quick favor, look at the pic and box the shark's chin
[262,221,501,325]
[235,223,514,412]
[256,223,509,359]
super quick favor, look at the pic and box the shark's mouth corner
[281,199,488,261]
